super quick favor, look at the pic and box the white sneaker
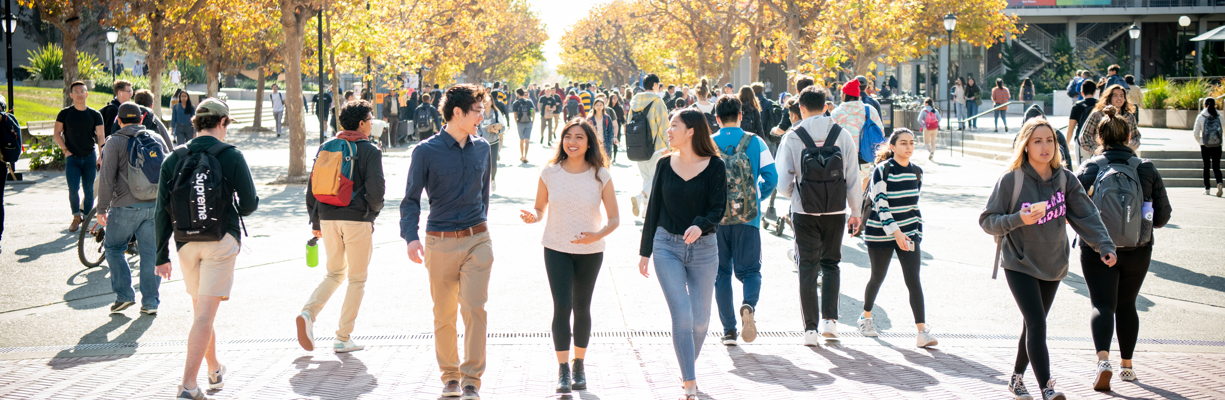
[1092,359,1113,391]
[295,311,315,351]
[857,316,879,337]
[334,339,365,353]
[1008,373,1034,400]
[492,181,497,192]
[1041,379,1066,400]
[207,365,226,390]
[1206,189,1213,195]
[916,326,938,347]
[820,320,839,339]
[803,330,820,346]
[1120,367,1136,381]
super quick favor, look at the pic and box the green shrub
[1142,77,1172,109]
[76,52,103,81]
[24,44,62,81]
[27,141,65,170]
[1168,79,1212,110]
[93,73,181,105]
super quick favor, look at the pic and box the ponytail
[875,128,914,163]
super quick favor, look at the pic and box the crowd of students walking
[26,66,1209,400]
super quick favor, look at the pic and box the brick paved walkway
[1,337,1222,399]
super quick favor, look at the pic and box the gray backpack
[1203,114,1222,147]
[1089,156,1146,248]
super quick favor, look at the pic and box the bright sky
[528,0,606,72]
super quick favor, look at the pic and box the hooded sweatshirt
[97,124,169,214]
[979,161,1115,281]
[305,131,386,230]
[775,115,862,217]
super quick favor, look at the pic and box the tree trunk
[750,45,761,83]
[253,68,266,129]
[146,16,168,118]
[60,20,82,107]
[205,24,222,98]
[280,0,309,177]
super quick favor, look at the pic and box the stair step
[1152,168,1212,179]
[1161,177,1209,188]
[1139,150,1200,159]
[1149,159,1205,169]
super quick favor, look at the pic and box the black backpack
[761,99,783,136]
[515,100,533,122]
[415,106,434,134]
[625,99,659,161]
[1203,114,1222,147]
[691,104,719,132]
[793,123,847,214]
[1,113,21,164]
[167,143,238,242]
[565,98,582,119]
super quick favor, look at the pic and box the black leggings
[1201,145,1222,189]
[1005,269,1060,389]
[1081,245,1151,360]
[863,244,925,324]
[544,248,603,351]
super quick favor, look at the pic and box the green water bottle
[306,237,319,267]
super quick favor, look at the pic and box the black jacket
[741,105,764,136]
[305,136,386,229]
[1074,144,1172,247]
[100,98,161,138]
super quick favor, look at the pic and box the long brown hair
[550,119,608,181]
[1094,84,1136,114]
[738,86,760,111]
[1008,117,1062,171]
[673,109,719,158]
[1094,105,1132,151]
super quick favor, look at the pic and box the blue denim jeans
[965,101,979,128]
[651,227,718,382]
[64,153,97,216]
[104,202,160,308]
[715,224,762,334]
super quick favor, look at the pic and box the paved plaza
[2,117,1224,399]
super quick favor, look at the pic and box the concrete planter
[1138,108,1165,128]
[1166,109,1197,130]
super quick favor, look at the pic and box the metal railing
[952,101,1020,157]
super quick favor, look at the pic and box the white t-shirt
[271,93,285,112]
[169,70,181,84]
[540,164,612,254]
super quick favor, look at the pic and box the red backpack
[923,109,940,130]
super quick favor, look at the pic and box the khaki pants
[301,220,373,342]
[425,231,494,389]
[180,234,240,300]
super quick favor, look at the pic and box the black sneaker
[721,331,738,346]
[110,301,135,314]
[556,363,572,393]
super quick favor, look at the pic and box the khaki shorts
[180,234,241,300]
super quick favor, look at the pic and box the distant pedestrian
[588,97,616,158]
[856,128,938,348]
[627,74,669,219]
[608,92,627,162]
[737,86,764,136]
[131,89,173,147]
[478,95,505,190]
[1078,84,1141,156]
[382,89,401,147]
[638,109,726,400]
[413,93,443,141]
[270,84,285,137]
[1021,78,1036,111]
[965,77,980,129]
[1104,64,1128,91]
[400,84,493,400]
[854,76,881,114]
[954,78,966,130]
[1194,98,1224,196]
[992,78,1011,132]
[513,88,536,163]
[763,78,774,100]
[97,102,168,315]
[520,119,618,395]
[297,99,385,355]
[1075,105,1171,391]
[917,98,941,160]
[171,89,195,146]
[538,88,558,145]
[169,64,182,87]
[155,99,259,400]
[980,117,1115,400]
[132,60,143,77]
[52,81,105,232]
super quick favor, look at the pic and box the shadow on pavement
[879,342,1008,386]
[290,353,377,400]
[811,345,936,391]
[726,346,833,391]
[1148,259,1225,294]
[47,313,154,370]
[63,265,114,310]
[14,233,77,263]
[1063,271,1156,312]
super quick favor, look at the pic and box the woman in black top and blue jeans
[638,109,726,400]
[1075,105,1172,391]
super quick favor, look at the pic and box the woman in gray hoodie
[980,117,1117,400]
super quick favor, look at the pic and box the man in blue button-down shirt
[399,84,493,400]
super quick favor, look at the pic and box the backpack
[311,138,365,207]
[691,104,719,132]
[515,100,533,122]
[415,106,434,134]
[167,143,237,242]
[1203,114,1222,146]
[565,98,582,119]
[793,123,847,214]
[1,113,21,164]
[122,130,167,201]
[922,109,940,130]
[718,133,759,225]
[992,169,1066,279]
[625,99,658,161]
[761,99,783,135]
[858,106,885,164]
[1066,78,1081,99]
[1089,156,1148,249]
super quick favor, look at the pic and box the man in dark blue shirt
[855,76,881,114]
[399,83,492,400]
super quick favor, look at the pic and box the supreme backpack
[415,106,434,134]
[122,129,167,201]
[793,123,847,214]
[0,113,21,164]
[167,143,236,242]
[858,106,885,164]
[1089,156,1148,248]
[311,138,364,207]
[565,97,582,119]
[625,99,658,161]
[923,109,940,130]
[1203,113,1222,147]
[718,133,759,225]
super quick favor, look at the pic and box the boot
[556,363,572,394]
[571,358,586,390]
[69,215,82,233]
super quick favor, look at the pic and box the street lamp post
[4,12,18,114]
[1179,16,1191,76]
[317,9,325,144]
[944,13,956,133]
[106,28,118,83]
[1128,24,1140,83]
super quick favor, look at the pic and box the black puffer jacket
[1074,144,1172,247]
[305,135,386,230]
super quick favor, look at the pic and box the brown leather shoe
[69,215,82,232]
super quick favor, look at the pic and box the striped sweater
[865,159,923,249]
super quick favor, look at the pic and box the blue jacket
[711,127,777,228]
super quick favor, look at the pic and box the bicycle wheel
[77,209,106,268]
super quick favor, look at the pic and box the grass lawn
[6,86,111,124]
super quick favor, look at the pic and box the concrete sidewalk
[1,337,1221,399]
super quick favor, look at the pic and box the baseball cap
[117,102,143,123]
[724,83,733,89]
[855,75,869,87]
[195,98,238,122]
